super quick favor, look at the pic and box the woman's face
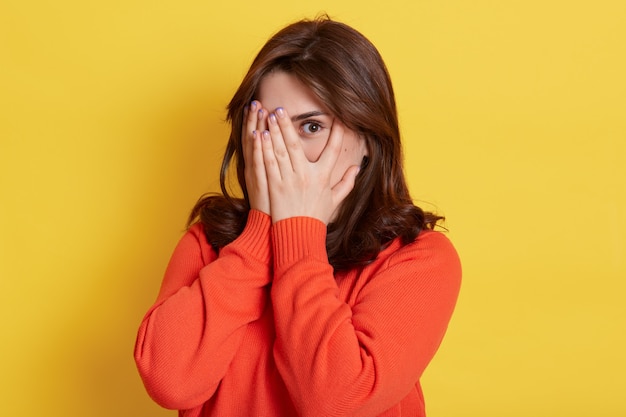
[257,71,368,188]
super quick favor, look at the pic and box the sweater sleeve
[134,210,272,410]
[270,217,461,417]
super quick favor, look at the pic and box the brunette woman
[135,16,461,417]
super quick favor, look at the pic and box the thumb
[331,165,361,206]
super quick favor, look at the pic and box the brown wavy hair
[188,16,443,270]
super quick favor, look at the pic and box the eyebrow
[291,110,328,122]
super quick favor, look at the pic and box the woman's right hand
[243,101,271,215]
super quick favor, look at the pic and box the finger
[256,107,268,133]
[267,110,295,173]
[243,101,260,165]
[245,101,262,141]
[250,129,269,191]
[261,129,282,181]
[332,164,360,205]
[246,101,259,135]
[273,107,308,168]
[318,118,345,172]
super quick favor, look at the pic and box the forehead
[257,71,328,114]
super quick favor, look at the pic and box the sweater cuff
[271,216,328,269]
[231,209,272,263]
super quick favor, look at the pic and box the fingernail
[262,130,270,140]
[258,109,264,118]
[269,113,277,124]
[251,101,257,111]
[276,107,285,118]
[252,130,257,137]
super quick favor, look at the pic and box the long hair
[188,16,442,270]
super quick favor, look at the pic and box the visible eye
[301,121,323,135]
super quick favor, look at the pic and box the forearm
[270,218,461,417]
[270,218,378,415]
[135,210,272,409]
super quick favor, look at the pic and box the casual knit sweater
[135,210,461,417]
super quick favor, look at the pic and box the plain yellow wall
[1,1,624,416]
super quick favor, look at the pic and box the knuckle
[275,147,288,158]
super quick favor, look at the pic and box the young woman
[135,16,461,417]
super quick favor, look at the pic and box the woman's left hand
[259,107,361,225]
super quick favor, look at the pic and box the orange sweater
[135,210,461,417]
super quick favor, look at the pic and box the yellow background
[1,0,624,415]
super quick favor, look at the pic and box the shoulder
[383,229,458,260]
[176,222,217,266]
[404,230,459,263]
[187,222,206,242]
[379,230,462,282]
[348,230,461,318]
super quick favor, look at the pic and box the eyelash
[301,121,324,135]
